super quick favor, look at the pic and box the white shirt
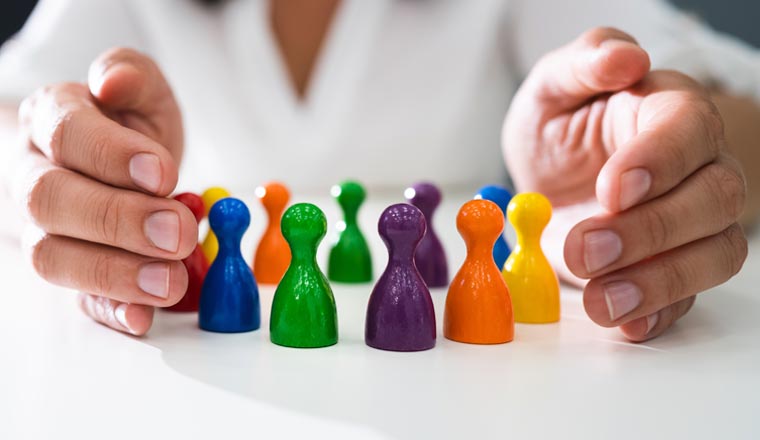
[1,0,759,194]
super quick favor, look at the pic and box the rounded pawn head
[378,203,426,255]
[404,182,441,215]
[475,185,513,215]
[201,186,231,216]
[456,199,504,249]
[507,192,552,236]
[331,180,366,212]
[256,181,290,215]
[174,192,205,223]
[281,203,327,248]
[208,198,250,240]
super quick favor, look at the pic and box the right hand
[13,48,197,335]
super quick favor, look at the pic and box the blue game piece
[474,185,513,270]
[199,198,261,333]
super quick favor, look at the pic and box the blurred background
[2,0,760,48]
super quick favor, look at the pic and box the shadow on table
[139,286,757,439]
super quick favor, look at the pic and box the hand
[502,28,748,341]
[13,48,197,336]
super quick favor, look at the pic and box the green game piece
[327,180,373,283]
[270,203,338,348]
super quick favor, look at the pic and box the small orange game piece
[444,199,514,344]
[253,182,292,284]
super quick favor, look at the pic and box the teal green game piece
[327,180,373,283]
[270,203,338,348]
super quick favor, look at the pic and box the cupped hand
[502,28,748,341]
[13,48,196,335]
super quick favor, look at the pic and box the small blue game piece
[199,198,261,333]
[475,185,513,270]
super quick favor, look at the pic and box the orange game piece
[444,199,514,344]
[253,182,292,284]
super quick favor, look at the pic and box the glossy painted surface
[444,200,514,344]
[474,184,513,270]
[3,191,760,440]
[201,186,232,263]
[167,192,209,312]
[405,182,448,287]
[199,198,261,333]
[253,182,292,284]
[270,203,338,348]
[327,180,373,283]
[366,204,436,352]
[503,193,560,323]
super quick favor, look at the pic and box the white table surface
[1,191,758,440]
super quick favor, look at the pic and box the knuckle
[27,232,56,281]
[91,252,116,294]
[720,224,748,278]
[660,257,690,306]
[47,107,79,164]
[26,168,67,225]
[640,205,672,255]
[703,163,747,221]
[91,191,125,245]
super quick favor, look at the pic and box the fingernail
[145,211,179,252]
[619,168,651,211]
[583,229,623,273]
[114,303,136,334]
[645,313,659,335]
[129,153,162,193]
[603,281,642,321]
[138,262,170,298]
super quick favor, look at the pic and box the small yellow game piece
[201,186,231,263]
[502,192,560,323]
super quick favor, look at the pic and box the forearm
[712,92,760,230]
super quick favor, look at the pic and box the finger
[20,157,197,259]
[582,222,747,327]
[566,154,746,277]
[518,27,651,111]
[88,47,183,159]
[26,232,189,307]
[618,297,695,342]
[78,293,155,336]
[596,71,725,212]
[18,82,179,195]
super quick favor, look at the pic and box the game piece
[199,198,261,333]
[475,185,514,270]
[270,203,338,348]
[200,186,231,263]
[444,199,514,344]
[167,192,209,312]
[502,193,560,323]
[253,182,291,284]
[404,182,448,287]
[327,180,372,283]
[365,204,436,352]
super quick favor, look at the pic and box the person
[0,0,757,340]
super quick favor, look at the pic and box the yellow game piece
[502,193,560,323]
[201,186,231,263]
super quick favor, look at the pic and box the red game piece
[167,192,210,312]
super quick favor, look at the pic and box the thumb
[87,47,184,160]
[522,27,651,110]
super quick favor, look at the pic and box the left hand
[502,27,748,341]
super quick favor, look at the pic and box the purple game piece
[365,204,436,352]
[404,182,448,287]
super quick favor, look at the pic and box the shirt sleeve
[0,0,146,103]
[509,0,760,100]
